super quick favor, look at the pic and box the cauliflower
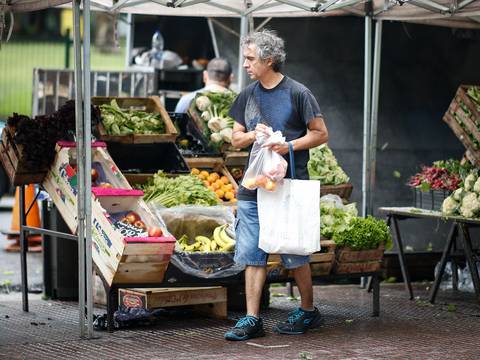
[441,196,458,215]
[460,192,480,218]
[452,188,466,202]
[464,173,477,192]
[473,178,480,193]
[195,96,211,112]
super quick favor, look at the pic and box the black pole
[65,28,71,69]
[19,186,29,312]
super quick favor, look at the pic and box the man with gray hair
[224,30,328,341]
[174,57,233,113]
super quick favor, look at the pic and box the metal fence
[32,69,155,116]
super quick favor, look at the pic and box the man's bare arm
[231,121,256,149]
[267,117,328,155]
[291,117,328,151]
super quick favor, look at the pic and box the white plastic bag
[257,179,321,255]
[241,127,288,192]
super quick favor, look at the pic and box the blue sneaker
[272,307,323,335]
[224,316,265,341]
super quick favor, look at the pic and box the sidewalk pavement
[1,283,479,359]
[0,196,43,293]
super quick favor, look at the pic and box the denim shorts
[234,200,310,269]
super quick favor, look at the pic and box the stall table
[378,207,480,304]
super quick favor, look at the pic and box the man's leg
[292,263,314,311]
[245,265,267,317]
[224,200,266,341]
[273,258,321,335]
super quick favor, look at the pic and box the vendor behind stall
[174,57,233,113]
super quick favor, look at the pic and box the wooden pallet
[118,287,227,319]
[443,85,480,166]
[93,96,178,144]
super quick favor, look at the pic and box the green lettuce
[308,144,349,185]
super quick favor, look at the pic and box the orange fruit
[199,170,209,179]
[265,180,276,191]
[220,176,229,185]
[215,189,225,198]
[224,184,233,191]
[212,182,220,190]
[224,191,234,200]
[191,168,200,175]
[207,174,216,183]
[203,180,210,187]
[211,172,220,181]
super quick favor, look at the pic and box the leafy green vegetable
[320,198,357,239]
[332,216,392,250]
[99,99,165,135]
[308,144,350,185]
[193,91,237,148]
[432,159,473,181]
[141,171,218,207]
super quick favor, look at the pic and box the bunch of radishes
[408,166,461,191]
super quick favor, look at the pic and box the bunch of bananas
[177,224,236,252]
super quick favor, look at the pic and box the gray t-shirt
[229,76,323,201]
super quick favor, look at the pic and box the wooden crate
[42,141,133,233]
[125,158,238,205]
[42,141,176,287]
[0,127,48,185]
[187,101,238,152]
[443,85,480,166]
[334,260,381,274]
[333,243,384,274]
[119,287,227,319]
[320,183,353,201]
[267,240,336,278]
[224,151,249,167]
[185,157,238,190]
[93,96,178,144]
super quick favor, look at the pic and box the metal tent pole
[72,0,85,338]
[362,2,373,218]
[207,18,220,58]
[237,15,249,90]
[125,14,133,68]
[82,0,94,338]
[368,20,383,214]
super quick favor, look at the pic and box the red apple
[148,226,163,237]
[134,220,147,230]
[125,211,141,224]
[91,168,99,182]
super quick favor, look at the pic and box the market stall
[2,0,480,339]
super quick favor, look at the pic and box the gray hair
[241,30,286,72]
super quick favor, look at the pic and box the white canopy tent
[1,0,480,339]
